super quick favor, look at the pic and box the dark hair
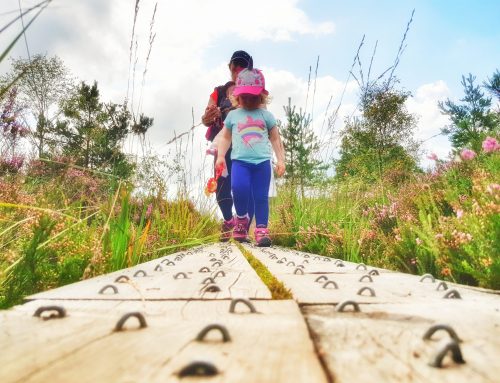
[230,50,253,69]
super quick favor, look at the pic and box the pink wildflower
[486,183,500,195]
[427,152,438,161]
[482,136,500,153]
[456,209,464,219]
[146,203,153,219]
[415,237,423,246]
[460,149,476,161]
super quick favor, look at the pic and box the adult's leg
[231,160,252,217]
[251,160,271,226]
[215,148,233,221]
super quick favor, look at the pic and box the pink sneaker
[220,218,234,242]
[255,227,272,247]
[233,216,249,242]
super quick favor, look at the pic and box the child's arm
[269,126,285,177]
[215,126,232,172]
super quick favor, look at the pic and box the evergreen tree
[439,73,498,151]
[484,70,500,101]
[57,81,152,178]
[280,98,326,197]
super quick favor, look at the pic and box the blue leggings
[231,160,271,227]
[215,149,254,222]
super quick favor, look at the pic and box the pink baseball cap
[233,68,268,96]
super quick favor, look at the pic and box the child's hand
[215,157,226,175]
[275,161,285,177]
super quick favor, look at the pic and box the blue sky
[2,0,499,170]
[207,0,500,96]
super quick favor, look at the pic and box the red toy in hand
[205,163,224,196]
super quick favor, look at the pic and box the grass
[234,241,292,300]
[0,160,220,308]
[269,149,500,289]
[1,142,498,310]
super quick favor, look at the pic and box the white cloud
[1,0,336,149]
[1,1,401,179]
[406,80,453,165]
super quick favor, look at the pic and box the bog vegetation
[0,4,499,308]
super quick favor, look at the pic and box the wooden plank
[0,301,125,382]
[26,243,271,301]
[247,244,387,274]
[1,300,326,383]
[257,272,499,305]
[247,245,499,304]
[303,302,500,383]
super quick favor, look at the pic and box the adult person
[201,50,255,241]
[215,68,285,246]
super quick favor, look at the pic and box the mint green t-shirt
[224,108,277,164]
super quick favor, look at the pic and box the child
[215,68,285,246]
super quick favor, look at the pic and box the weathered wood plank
[303,302,500,383]
[0,304,122,382]
[247,245,499,304]
[26,243,271,301]
[1,300,326,383]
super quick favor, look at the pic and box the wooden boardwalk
[1,243,499,382]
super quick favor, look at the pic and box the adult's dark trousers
[215,148,254,223]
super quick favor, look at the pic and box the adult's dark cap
[229,50,253,69]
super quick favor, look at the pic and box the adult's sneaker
[220,217,234,242]
[254,227,272,247]
[233,216,249,242]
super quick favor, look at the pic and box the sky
[1,0,499,175]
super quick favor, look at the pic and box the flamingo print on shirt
[237,115,266,147]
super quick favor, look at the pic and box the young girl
[216,68,285,246]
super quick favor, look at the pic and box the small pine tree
[439,73,498,151]
[280,98,326,197]
[56,81,152,178]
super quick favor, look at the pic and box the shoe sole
[256,237,272,247]
[234,237,250,243]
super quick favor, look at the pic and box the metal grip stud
[178,361,218,377]
[429,340,465,368]
[335,300,361,312]
[99,284,118,294]
[114,312,147,331]
[33,306,66,319]
[229,298,257,313]
[196,324,231,342]
[423,324,462,343]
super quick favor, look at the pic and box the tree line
[0,54,153,178]
[1,53,498,185]
[279,70,499,190]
